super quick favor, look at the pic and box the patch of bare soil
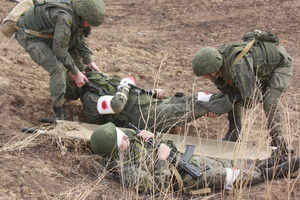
[0,0,299,199]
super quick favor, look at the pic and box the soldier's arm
[76,36,93,65]
[50,10,79,75]
[96,77,135,114]
[269,46,293,92]
[120,159,172,194]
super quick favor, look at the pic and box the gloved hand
[118,77,136,90]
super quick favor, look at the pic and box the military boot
[222,111,241,142]
[262,155,300,180]
[270,135,289,154]
[53,104,65,120]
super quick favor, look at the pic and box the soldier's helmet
[192,47,223,76]
[75,0,106,26]
[90,122,119,157]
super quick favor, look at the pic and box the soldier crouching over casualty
[90,122,300,195]
[65,70,234,132]
[15,0,106,120]
[192,30,293,154]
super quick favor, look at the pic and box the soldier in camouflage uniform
[89,122,299,194]
[65,70,233,132]
[15,0,106,119]
[192,31,293,152]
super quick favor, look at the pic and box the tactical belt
[12,23,53,39]
[227,39,255,87]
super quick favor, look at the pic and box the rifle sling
[169,164,211,195]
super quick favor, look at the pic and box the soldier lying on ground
[192,30,293,153]
[15,0,106,120]
[90,122,300,195]
[65,70,234,132]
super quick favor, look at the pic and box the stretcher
[22,119,273,160]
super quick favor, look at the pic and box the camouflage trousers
[184,156,264,191]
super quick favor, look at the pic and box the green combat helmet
[90,122,119,157]
[192,47,223,76]
[75,0,106,26]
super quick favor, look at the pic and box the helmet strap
[208,70,221,83]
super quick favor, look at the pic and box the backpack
[0,0,33,38]
[242,30,279,44]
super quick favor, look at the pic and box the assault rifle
[128,83,158,98]
[129,84,184,98]
[128,123,206,178]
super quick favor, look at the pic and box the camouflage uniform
[65,71,233,132]
[101,128,264,194]
[216,42,293,141]
[15,0,95,107]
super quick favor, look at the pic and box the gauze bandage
[116,128,125,147]
[225,168,240,190]
[197,92,212,102]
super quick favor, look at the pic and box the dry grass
[1,83,299,200]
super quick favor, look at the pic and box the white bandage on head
[224,168,240,191]
[197,92,212,102]
[97,95,115,114]
[116,128,125,147]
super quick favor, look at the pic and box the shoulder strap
[226,39,255,87]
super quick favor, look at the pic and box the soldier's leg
[265,46,292,149]
[25,41,66,119]
[263,88,284,145]
[192,157,263,191]
[222,103,242,142]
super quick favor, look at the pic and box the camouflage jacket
[101,129,195,194]
[100,129,265,194]
[216,42,292,107]
[19,0,93,75]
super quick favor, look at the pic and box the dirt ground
[0,0,299,199]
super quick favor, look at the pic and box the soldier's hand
[74,71,89,88]
[157,144,171,160]
[137,130,154,142]
[87,62,101,72]
[154,89,165,99]
[206,112,219,118]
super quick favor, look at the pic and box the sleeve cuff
[83,56,93,65]
[69,67,79,75]
[156,159,169,169]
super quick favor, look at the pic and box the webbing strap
[169,164,184,190]
[169,164,211,195]
[12,23,53,39]
[229,39,255,75]
[227,39,255,87]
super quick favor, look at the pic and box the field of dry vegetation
[0,0,299,199]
